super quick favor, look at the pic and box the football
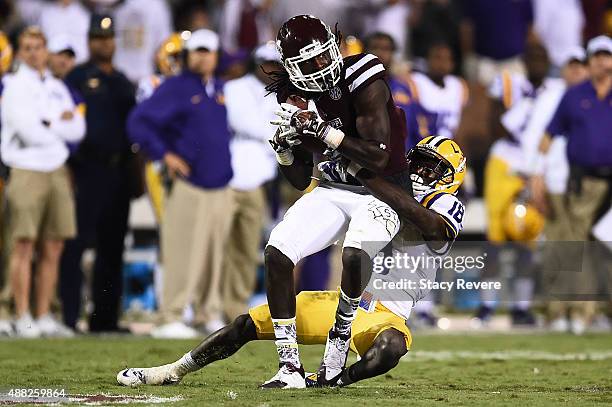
[284,95,328,155]
[286,94,309,110]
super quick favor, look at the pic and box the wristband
[321,126,345,150]
[275,149,294,166]
[347,161,363,177]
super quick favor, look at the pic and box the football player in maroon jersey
[258,15,414,388]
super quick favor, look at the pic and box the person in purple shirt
[128,29,234,339]
[535,35,612,326]
[364,32,421,150]
[460,0,536,86]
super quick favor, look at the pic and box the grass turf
[1,333,611,406]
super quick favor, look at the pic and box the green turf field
[1,333,611,406]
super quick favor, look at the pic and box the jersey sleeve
[423,192,464,240]
[344,53,386,94]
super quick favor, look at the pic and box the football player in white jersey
[409,41,469,140]
[116,136,466,389]
[477,42,553,325]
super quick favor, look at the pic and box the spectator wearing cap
[220,42,279,320]
[128,29,233,338]
[0,27,85,337]
[59,15,137,333]
[47,35,86,156]
[537,36,612,332]
[539,36,612,236]
[47,35,77,80]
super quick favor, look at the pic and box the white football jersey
[409,72,468,139]
[489,72,561,173]
[488,71,535,108]
[113,0,172,83]
[362,190,464,321]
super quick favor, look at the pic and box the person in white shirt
[533,0,584,71]
[39,0,91,64]
[112,0,172,83]
[221,42,279,321]
[0,27,85,338]
[476,42,554,326]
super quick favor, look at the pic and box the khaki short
[6,166,76,241]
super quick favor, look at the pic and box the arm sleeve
[1,81,58,146]
[127,80,182,160]
[546,91,570,137]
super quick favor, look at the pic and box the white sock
[334,289,360,335]
[172,352,200,376]
[272,317,300,367]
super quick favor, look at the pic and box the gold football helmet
[156,33,183,76]
[407,136,466,195]
[502,198,544,241]
[0,31,13,75]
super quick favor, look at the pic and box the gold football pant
[249,290,412,357]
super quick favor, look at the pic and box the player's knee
[232,313,257,340]
[264,245,294,277]
[376,330,408,368]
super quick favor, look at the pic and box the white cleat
[150,322,200,339]
[36,314,75,338]
[117,365,182,387]
[570,318,586,336]
[0,319,14,337]
[13,313,41,338]
[317,329,351,386]
[260,363,306,389]
[549,317,569,333]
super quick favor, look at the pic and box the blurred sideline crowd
[0,0,610,339]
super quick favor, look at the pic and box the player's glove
[270,103,302,146]
[272,103,345,150]
[269,127,297,166]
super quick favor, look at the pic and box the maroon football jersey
[277,53,408,177]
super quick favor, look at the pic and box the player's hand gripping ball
[271,100,327,154]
